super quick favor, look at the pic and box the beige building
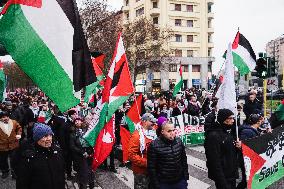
[122,0,215,92]
[266,34,284,88]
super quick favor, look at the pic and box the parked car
[267,89,284,100]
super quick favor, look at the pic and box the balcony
[149,8,160,16]
[122,6,129,12]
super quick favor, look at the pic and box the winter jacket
[204,123,238,188]
[204,110,216,132]
[128,130,153,175]
[239,125,260,141]
[16,142,65,189]
[187,103,200,117]
[243,99,262,120]
[147,137,189,188]
[0,119,22,151]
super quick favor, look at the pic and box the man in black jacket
[243,91,262,123]
[148,122,189,189]
[204,109,239,189]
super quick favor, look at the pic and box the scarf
[137,124,157,157]
[0,119,13,137]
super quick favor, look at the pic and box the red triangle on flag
[127,94,142,124]
[1,0,42,15]
[242,143,266,189]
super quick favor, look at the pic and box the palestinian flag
[84,57,105,104]
[84,33,134,170]
[91,51,105,70]
[231,32,256,76]
[173,64,183,97]
[0,60,6,102]
[274,100,284,122]
[103,33,135,121]
[120,94,142,163]
[241,126,284,189]
[0,0,96,112]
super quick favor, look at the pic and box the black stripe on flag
[239,33,256,61]
[111,61,125,89]
[56,0,96,92]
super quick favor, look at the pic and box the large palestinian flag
[242,126,284,189]
[0,0,96,112]
[231,32,256,75]
[84,33,134,170]
[120,94,142,163]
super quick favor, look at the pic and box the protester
[148,122,189,189]
[0,111,22,179]
[204,109,239,189]
[128,113,157,189]
[243,91,262,123]
[16,123,65,189]
[70,118,95,189]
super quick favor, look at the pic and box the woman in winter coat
[16,123,65,189]
[70,118,95,189]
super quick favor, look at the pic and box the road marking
[188,176,211,189]
[115,166,134,189]
[187,155,208,172]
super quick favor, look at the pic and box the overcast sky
[2,0,284,74]
[107,0,284,73]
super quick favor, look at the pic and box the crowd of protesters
[0,86,282,189]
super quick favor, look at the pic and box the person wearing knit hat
[16,123,65,189]
[204,108,239,189]
[33,123,54,147]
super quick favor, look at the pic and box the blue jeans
[160,179,188,189]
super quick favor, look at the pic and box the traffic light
[267,57,277,77]
[255,57,267,78]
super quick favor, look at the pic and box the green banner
[169,114,205,145]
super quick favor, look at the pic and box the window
[187,20,193,27]
[208,34,212,43]
[187,50,193,57]
[175,49,182,57]
[169,64,177,72]
[153,2,158,8]
[208,48,212,57]
[187,35,193,42]
[126,13,129,20]
[136,7,144,17]
[208,19,212,28]
[192,65,201,72]
[175,19,181,26]
[175,4,181,11]
[175,34,182,42]
[125,0,129,6]
[208,64,212,72]
[186,5,193,12]
[181,65,189,72]
[153,17,159,24]
[208,3,212,13]
[136,0,140,2]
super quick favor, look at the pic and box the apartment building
[122,0,215,92]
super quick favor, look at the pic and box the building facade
[266,34,284,88]
[122,0,215,92]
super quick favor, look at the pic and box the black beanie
[217,109,234,124]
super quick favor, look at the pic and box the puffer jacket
[147,137,189,188]
[204,123,238,189]
[16,142,65,189]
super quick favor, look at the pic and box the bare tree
[79,0,122,71]
[123,18,174,80]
